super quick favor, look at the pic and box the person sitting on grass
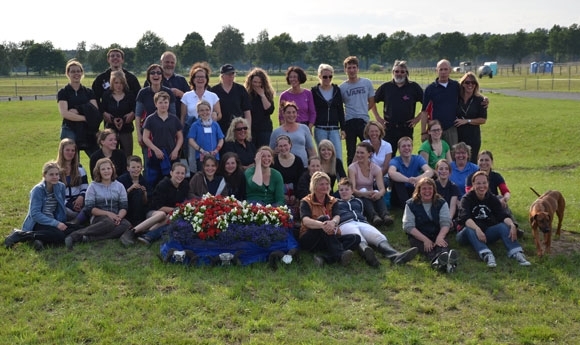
[89,128,127,180]
[298,171,361,267]
[188,155,228,199]
[388,136,434,208]
[402,177,457,273]
[5,161,78,251]
[456,171,531,268]
[336,178,418,267]
[65,158,131,250]
[134,162,190,246]
[116,155,148,227]
[56,138,88,221]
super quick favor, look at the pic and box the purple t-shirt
[279,89,316,125]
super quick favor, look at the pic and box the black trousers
[299,229,360,264]
[345,118,367,165]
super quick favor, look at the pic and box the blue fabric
[456,223,523,258]
[22,181,67,231]
[160,229,299,266]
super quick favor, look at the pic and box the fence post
[15,82,17,97]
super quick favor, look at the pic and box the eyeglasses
[194,75,206,79]
[322,75,333,80]
[393,70,406,74]
[429,128,442,132]
[234,127,248,132]
[149,71,162,75]
[463,80,476,85]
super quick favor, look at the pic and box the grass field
[0,92,579,344]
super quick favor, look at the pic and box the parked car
[478,65,493,78]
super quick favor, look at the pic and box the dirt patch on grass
[532,230,580,256]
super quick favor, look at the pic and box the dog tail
[530,187,541,197]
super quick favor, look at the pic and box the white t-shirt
[181,90,220,121]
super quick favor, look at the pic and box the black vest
[406,198,446,241]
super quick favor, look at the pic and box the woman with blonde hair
[454,72,487,163]
[318,139,346,193]
[244,67,275,148]
[221,117,256,170]
[100,70,136,157]
[403,177,457,273]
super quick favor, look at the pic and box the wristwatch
[467,119,472,123]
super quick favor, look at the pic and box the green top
[244,166,285,206]
[418,140,450,169]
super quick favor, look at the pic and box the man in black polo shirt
[210,64,252,136]
[373,60,423,156]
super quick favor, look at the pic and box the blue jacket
[22,181,67,231]
[336,197,367,225]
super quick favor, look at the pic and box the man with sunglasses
[373,60,424,156]
[210,64,252,137]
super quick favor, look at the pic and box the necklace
[460,97,474,117]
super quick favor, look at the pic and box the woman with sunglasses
[221,117,256,170]
[311,64,346,161]
[454,72,487,164]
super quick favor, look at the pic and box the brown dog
[529,188,565,256]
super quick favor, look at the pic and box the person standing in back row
[373,60,423,156]
[340,56,382,166]
[92,48,141,111]
[210,64,252,136]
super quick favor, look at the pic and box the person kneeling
[336,178,417,267]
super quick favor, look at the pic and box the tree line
[1,23,579,76]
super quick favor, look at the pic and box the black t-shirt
[210,83,251,134]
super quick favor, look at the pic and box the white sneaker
[513,252,531,266]
[483,253,497,268]
[446,249,458,273]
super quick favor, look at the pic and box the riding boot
[4,229,36,248]
[358,242,380,267]
[377,241,418,265]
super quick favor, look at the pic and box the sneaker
[436,251,449,272]
[483,253,497,268]
[363,247,381,267]
[120,230,136,247]
[513,252,531,266]
[64,236,74,250]
[446,249,458,273]
[392,247,419,265]
[137,236,151,246]
[340,250,354,266]
[517,228,524,239]
[313,255,325,267]
[32,240,45,251]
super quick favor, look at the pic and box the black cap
[220,64,235,74]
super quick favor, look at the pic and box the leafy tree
[86,44,108,73]
[343,34,362,57]
[253,30,281,70]
[0,43,10,75]
[381,31,412,66]
[310,35,339,66]
[408,34,436,65]
[485,34,507,61]
[374,33,388,65]
[528,28,549,59]
[25,41,60,75]
[75,41,87,64]
[134,31,168,70]
[271,33,299,70]
[178,32,208,68]
[211,25,245,65]
[506,29,530,63]
[359,34,375,69]
[435,31,468,64]
[467,33,486,63]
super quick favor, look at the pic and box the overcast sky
[4,0,579,50]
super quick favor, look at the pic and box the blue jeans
[456,223,523,258]
[314,127,343,162]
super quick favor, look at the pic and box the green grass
[1,95,580,344]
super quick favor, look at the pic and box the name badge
[203,127,212,134]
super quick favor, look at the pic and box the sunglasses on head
[322,75,333,80]
[234,126,248,131]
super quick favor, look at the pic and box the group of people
[5,52,532,270]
